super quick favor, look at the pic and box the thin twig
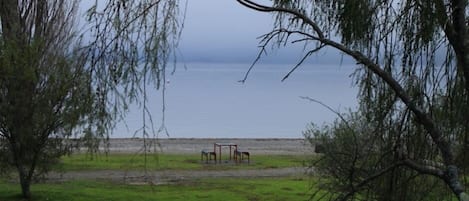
[282,45,325,81]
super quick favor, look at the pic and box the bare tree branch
[282,44,325,81]
[236,0,325,39]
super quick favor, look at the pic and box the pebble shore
[96,138,314,155]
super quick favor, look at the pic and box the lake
[112,62,359,138]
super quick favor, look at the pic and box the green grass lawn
[56,153,311,171]
[1,153,316,200]
[0,178,313,201]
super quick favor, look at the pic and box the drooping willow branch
[237,0,467,199]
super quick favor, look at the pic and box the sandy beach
[95,138,314,155]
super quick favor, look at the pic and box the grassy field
[0,153,315,200]
[0,178,313,201]
[56,153,311,171]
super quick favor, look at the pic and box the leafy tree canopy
[238,0,469,200]
[0,0,184,199]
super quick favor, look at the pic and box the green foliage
[0,6,93,179]
[0,0,183,198]
[307,0,442,50]
[0,178,311,201]
[239,0,469,199]
[337,1,375,47]
[304,112,455,201]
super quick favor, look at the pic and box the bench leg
[242,153,250,164]
[201,152,209,164]
[236,152,242,164]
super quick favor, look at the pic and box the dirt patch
[45,167,308,184]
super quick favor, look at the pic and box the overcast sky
[178,0,346,64]
[178,0,274,63]
[77,0,347,64]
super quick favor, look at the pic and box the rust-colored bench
[235,149,250,164]
[201,149,216,164]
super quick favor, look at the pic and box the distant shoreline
[88,138,313,155]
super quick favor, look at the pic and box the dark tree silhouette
[0,0,183,199]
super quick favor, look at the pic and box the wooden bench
[235,149,250,164]
[201,149,216,164]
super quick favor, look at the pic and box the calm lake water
[113,62,359,138]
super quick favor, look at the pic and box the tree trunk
[18,167,31,199]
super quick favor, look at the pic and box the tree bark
[18,167,31,199]
[0,0,22,43]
